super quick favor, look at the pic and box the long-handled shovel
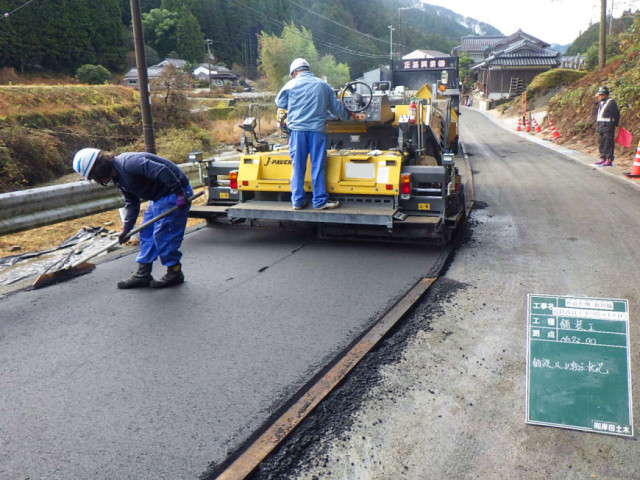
[32,191,203,289]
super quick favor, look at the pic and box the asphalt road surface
[0,225,450,479]
[253,108,640,479]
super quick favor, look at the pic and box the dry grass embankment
[0,82,279,193]
[0,84,138,118]
[545,16,640,168]
[0,85,143,192]
[544,56,640,169]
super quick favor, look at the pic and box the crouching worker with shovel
[73,148,194,289]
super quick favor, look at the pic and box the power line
[283,0,413,52]
[1,0,37,19]
[283,0,391,47]
[226,0,389,59]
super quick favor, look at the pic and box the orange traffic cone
[525,116,531,132]
[624,141,640,178]
[532,117,542,133]
[549,121,562,139]
[516,118,522,131]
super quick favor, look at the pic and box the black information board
[526,294,633,436]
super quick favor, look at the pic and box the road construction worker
[275,58,350,210]
[73,149,193,289]
[594,86,620,167]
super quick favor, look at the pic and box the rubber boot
[150,263,184,289]
[117,263,153,289]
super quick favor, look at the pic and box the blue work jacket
[275,71,349,132]
[112,152,190,231]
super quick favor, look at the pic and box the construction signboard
[526,294,633,436]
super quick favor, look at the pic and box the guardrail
[0,162,206,236]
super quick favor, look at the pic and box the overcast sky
[422,0,640,45]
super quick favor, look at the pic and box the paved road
[261,107,640,479]
[0,225,449,479]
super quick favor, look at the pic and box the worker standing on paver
[594,86,620,167]
[73,148,193,289]
[275,58,350,210]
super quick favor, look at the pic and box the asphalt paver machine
[190,57,467,243]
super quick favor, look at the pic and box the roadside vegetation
[494,13,640,168]
[547,14,640,166]
[0,77,278,194]
[0,84,141,192]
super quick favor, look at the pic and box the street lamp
[388,25,394,62]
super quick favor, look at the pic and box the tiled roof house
[462,30,559,99]
[191,64,240,86]
[121,59,188,89]
[451,35,505,64]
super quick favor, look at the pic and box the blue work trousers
[289,130,329,208]
[136,186,193,267]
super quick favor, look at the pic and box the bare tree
[150,64,193,127]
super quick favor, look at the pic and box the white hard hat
[289,58,310,75]
[73,148,101,178]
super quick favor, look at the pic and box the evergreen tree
[91,0,128,71]
[142,8,179,59]
[120,0,132,26]
[142,0,163,11]
[0,0,126,73]
[176,5,205,62]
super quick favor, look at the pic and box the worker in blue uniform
[73,148,193,289]
[275,58,350,210]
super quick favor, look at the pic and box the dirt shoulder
[483,106,638,174]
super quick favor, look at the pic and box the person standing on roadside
[594,86,620,167]
[275,58,350,210]
[72,148,193,289]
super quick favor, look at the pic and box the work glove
[176,193,189,209]
[117,228,131,244]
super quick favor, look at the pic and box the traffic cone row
[624,140,640,178]
[517,114,543,134]
[548,121,562,139]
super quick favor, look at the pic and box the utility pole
[609,0,614,34]
[206,39,213,90]
[130,0,155,154]
[388,25,394,63]
[599,0,607,71]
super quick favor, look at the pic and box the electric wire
[226,0,389,59]
[225,0,349,50]
[1,0,36,19]
[283,0,411,52]
[226,0,381,57]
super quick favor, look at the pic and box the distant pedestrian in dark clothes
[593,86,620,167]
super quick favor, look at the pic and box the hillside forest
[0,0,500,79]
